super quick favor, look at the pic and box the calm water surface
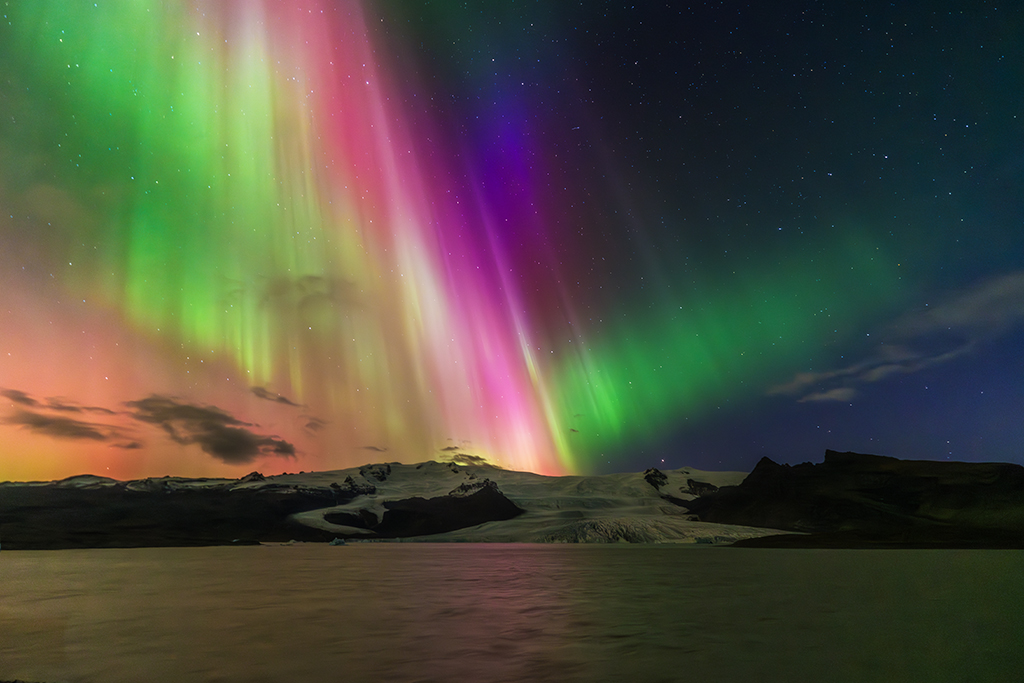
[1,544,1022,682]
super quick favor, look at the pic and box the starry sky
[1,1,1022,481]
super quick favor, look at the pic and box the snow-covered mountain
[0,461,783,548]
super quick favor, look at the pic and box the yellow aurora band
[0,1,897,478]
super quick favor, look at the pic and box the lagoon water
[1,544,1022,682]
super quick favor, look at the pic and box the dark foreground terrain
[686,450,1024,548]
[0,472,523,550]
[5,451,1024,549]
[0,479,342,549]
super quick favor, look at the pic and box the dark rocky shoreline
[0,482,343,550]
[686,450,1024,548]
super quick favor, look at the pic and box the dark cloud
[43,398,117,414]
[439,445,459,451]
[256,274,362,310]
[43,400,83,412]
[6,409,111,441]
[3,389,117,414]
[1,389,39,407]
[362,445,388,452]
[126,395,296,464]
[113,441,144,450]
[251,386,301,407]
[303,416,327,433]
[2,390,128,442]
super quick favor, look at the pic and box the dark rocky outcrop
[643,468,668,489]
[448,478,498,497]
[642,468,717,509]
[0,483,352,550]
[333,475,376,496]
[684,479,718,497]
[325,480,524,538]
[359,464,391,482]
[53,474,119,489]
[687,450,1024,548]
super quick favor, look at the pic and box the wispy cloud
[797,387,857,403]
[3,389,128,442]
[251,386,302,407]
[42,397,117,415]
[3,389,304,461]
[6,409,114,441]
[303,416,327,433]
[127,395,296,464]
[769,271,1024,403]
[1,389,39,407]
[890,271,1024,337]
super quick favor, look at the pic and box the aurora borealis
[2,1,1022,480]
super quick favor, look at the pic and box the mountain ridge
[686,450,1024,548]
[0,460,772,549]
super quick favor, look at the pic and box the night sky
[1,1,1021,480]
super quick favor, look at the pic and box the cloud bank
[5,409,114,441]
[2,388,128,443]
[3,388,299,465]
[127,396,296,464]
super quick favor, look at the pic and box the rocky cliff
[686,450,1024,547]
